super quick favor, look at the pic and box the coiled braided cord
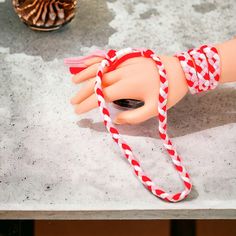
[94,45,220,202]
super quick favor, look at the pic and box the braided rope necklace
[94,45,220,202]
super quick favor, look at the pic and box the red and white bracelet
[64,45,220,202]
[93,45,220,202]
[175,45,220,94]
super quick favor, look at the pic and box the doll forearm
[215,37,236,84]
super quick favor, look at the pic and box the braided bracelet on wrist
[93,45,220,202]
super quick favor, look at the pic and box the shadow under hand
[77,87,236,138]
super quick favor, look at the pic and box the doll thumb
[113,104,152,125]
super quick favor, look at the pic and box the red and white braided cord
[94,45,220,202]
[175,45,220,94]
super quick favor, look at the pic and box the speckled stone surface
[0,0,235,219]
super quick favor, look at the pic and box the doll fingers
[71,70,121,105]
[113,103,153,125]
[72,61,111,84]
[72,63,100,84]
[74,80,126,115]
[71,80,95,105]
[83,56,104,67]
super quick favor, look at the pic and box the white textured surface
[0,0,236,219]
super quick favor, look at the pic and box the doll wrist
[159,55,189,110]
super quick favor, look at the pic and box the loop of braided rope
[94,45,220,202]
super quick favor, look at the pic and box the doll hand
[70,54,188,125]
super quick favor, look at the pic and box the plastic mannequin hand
[70,37,236,125]
[70,55,189,124]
